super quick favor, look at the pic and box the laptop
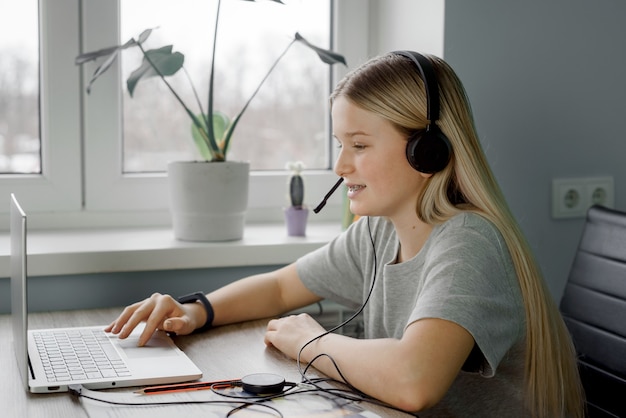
[10,193,203,393]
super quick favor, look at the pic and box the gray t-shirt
[297,213,528,416]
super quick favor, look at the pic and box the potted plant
[284,161,308,236]
[75,0,346,241]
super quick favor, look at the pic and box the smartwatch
[176,291,214,333]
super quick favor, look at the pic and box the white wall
[369,0,444,57]
[370,0,626,300]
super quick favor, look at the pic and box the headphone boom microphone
[313,178,344,213]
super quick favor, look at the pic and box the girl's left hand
[264,313,326,360]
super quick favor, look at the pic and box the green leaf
[127,46,185,97]
[212,111,231,144]
[294,32,347,66]
[75,37,137,66]
[75,29,156,94]
[191,122,213,161]
[137,28,154,44]
[83,50,122,94]
[191,111,231,161]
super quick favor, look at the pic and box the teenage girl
[107,51,583,417]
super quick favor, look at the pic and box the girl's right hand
[104,292,206,346]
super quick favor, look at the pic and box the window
[0,0,40,174]
[119,0,331,173]
[0,0,82,219]
[0,0,368,227]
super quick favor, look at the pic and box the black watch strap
[176,292,214,333]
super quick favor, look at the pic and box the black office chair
[560,205,626,418]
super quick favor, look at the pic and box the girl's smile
[346,183,366,198]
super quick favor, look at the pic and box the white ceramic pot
[167,161,250,241]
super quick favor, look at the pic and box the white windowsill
[0,222,342,278]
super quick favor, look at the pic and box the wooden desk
[0,308,410,417]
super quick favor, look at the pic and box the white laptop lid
[10,193,29,392]
[9,194,203,393]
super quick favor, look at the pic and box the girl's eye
[334,141,365,150]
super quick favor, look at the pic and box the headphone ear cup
[406,127,452,174]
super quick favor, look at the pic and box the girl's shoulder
[428,212,510,258]
[437,211,502,238]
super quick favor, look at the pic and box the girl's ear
[418,171,434,179]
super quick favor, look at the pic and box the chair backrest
[560,205,626,418]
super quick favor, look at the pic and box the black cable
[315,301,324,315]
[68,384,284,417]
[73,380,382,416]
[291,218,417,416]
[295,216,380,395]
[71,381,374,417]
[209,381,298,400]
[302,352,364,395]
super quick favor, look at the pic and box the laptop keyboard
[33,329,131,383]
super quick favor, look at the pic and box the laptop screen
[10,193,30,391]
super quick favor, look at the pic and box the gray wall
[442,0,626,299]
[369,0,626,299]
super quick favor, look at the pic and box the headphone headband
[393,50,440,124]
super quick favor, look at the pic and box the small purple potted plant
[284,161,308,236]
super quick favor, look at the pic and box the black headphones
[393,51,452,174]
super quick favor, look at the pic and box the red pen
[135,378,240,395]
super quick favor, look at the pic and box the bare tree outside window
[0,0,41,174]
[120,0,331,173]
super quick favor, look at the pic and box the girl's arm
[106,262,322,346]
[265,314,474,412]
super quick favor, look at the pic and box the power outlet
[552,176,614,219]
[552,179,586,218]
[587,177,614,207]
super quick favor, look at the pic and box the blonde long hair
[331,53,584,417]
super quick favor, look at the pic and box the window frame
[0,0,369,228]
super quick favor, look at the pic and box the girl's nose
[333,147,352,177]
